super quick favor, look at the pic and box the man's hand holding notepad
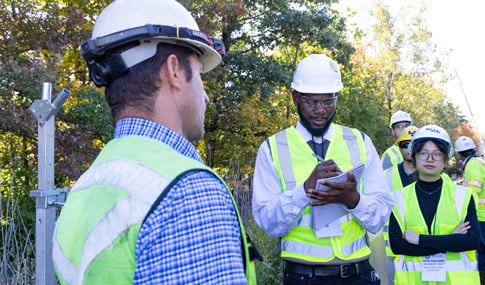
[311,163,365,237]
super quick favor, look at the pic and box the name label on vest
[422,253,446,282]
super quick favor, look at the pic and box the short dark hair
[459,149,476,158]
[105,43,194,119]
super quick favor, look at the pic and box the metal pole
[35,82,56,284]
[455,69,483,153]
[455,69,475,120]
[29,83,71,285]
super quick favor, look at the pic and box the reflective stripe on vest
[388,146,402,165]
[394,254,477,272]
[53,159,170,284]
[392,175,478,283]
[281,236,368,259]
[383,165,404,256]
[275,132,296,191]
[464,157,485,221]
[269,124,368,262]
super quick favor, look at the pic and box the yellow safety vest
[381,144,403,170]
[392,175,479,284]
[268,124,368,263]
[463,156,485,221]
[383,165,405,257]
[52,136,257,284]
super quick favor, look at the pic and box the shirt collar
[295,120,333,143]
[463,154,477,167]
[114,118,202,162]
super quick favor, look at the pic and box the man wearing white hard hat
[52,0,257,284]
[455,135,485,283]
[381,111,413,170]
[252,54,392,284]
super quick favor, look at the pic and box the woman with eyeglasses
[388,125,480,284]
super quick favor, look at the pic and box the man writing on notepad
[251,54,392,285]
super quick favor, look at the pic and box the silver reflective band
[282,236,367,259]
[53,159,171,284]
[394,256,477,272]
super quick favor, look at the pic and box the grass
[231,175,282,284]
[0,188,35,284]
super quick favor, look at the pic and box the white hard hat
[389,110,412,128]
[454,136,476,152]
[290,54,343,94]
[81,0,224,86]
[409,124,453,158]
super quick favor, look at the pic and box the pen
[312,153,325,163]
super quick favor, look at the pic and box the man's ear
[163,54,183,90]
[291,91,299,105]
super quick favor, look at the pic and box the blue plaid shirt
[114,118,247,284]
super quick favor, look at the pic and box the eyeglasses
[299,95,338,109]
[417,150,444,161]
[400,142,409,149]
[393,123,410,130]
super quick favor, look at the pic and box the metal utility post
[28,83,71,285]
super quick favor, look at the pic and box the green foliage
[197,0,354,174]
[344,2,464,154]
[64,89,113,144]
[0,134,37,283]
[232,182,282,284]
[338,48,389,151]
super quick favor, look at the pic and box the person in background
[252,53,392,285]
[381,111,413,170]
[455,135,485,283]
[52,0,257,284]
[389,125,480,284]
[382,125,419,284]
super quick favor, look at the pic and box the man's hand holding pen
[303,159,341,192]
[304,159,360,209]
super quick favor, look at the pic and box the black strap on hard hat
[80,24,225,87]
[81,24,225,61]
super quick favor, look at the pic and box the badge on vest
[422,253,446,282]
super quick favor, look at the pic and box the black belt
[284,260,370,278]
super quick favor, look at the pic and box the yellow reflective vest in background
[463,156,485,221]
[383,165,405,257]
[381,144,403,170]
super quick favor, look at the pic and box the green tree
[0,1,109,281]
[182,0,355,175]
[343,1,466,154]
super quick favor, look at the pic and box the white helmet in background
[454,136,476,153]
[409,124,454,158]
[389,110,413,128]
[290,54,343,94]
[81,0,225,87]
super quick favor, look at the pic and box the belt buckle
[340,263,358,278]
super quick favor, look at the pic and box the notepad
[314,163,365,192]
[312,163,365,237]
